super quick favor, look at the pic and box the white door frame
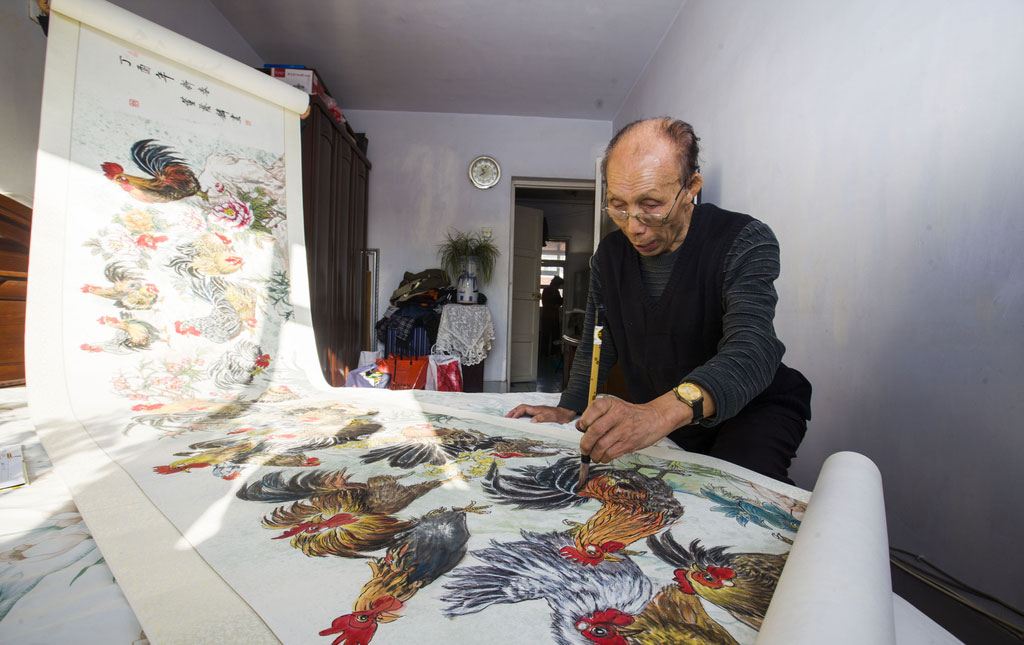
[505,177,596,386]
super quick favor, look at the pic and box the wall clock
[469,155,501,189]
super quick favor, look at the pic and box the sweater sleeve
[557,254,619,413]
[684,220,786,425]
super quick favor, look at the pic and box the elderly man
[507,118,811,483]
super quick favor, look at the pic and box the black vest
[597,203,810,418]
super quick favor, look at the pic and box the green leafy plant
[437,229,501,284]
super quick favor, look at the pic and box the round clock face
[469,156,501,189]
[677,384,701,400]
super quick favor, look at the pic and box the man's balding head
[602,118,701,184]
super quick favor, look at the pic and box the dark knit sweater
[557,206,786,426]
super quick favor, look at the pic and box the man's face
[604,136,691,256]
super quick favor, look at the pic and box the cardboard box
[265,67,326,97]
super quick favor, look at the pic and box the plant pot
[456,256,479,304]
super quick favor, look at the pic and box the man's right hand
[505,404,577,424]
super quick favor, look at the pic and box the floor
[507,353,563,394]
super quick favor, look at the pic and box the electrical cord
[891,547,1024,620]
[890,548,1024,641]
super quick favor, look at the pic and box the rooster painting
[360,425,564,469]
[484,458,683,566]
[101,139,208,203]
[442,529,653,645]
[321,503,488,645]
[646,533,787,631]
[129,400,379,438]
[152,419,382,479]
[625,584,739,644]
[169,233,244,278]
[81,312,161,354]
[173,276,258,343]
[208,339,268,390]
[237,468,448,558]
[481,455,610,510]
[81,261,159,310]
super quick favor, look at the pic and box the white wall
[0,0,260,206]
[343,109,610,381]
[617,0,1024,607]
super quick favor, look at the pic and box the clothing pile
[375,268,451,355]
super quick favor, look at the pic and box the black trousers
[668,370,811,485]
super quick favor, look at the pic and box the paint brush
[578,306,604,490]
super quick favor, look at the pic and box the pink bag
[427,354,463,392]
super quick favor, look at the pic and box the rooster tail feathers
[647,532,699,568]
[360,441,454,468]
[648,535,736,571]
[236,468,350,502]
[104,261,141,284]
[131,138,188,177]
[481,457,593,510]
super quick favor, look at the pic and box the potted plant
[437,229,500,304]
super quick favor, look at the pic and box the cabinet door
[301,102,338,384]
[348,155,369,361]
[333,140,353,382]
[300,97,370,385]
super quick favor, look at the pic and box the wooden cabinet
[0,195,30,387]
[300,95,371,385]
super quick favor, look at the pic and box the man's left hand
[577,393,691,463]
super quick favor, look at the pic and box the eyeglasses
[602,182,686,228]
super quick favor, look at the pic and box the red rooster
[101,139,208,203]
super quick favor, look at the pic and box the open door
[509,205,543,382]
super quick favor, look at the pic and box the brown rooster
[81,261,159,310]
[646,533,787,631]
[101,139,208,203]
[236,468,448,559]
[483,457,683,566]
[321,503,488,645]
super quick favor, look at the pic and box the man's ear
[686,173,704,198]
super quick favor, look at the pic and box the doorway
[507,180,596,392]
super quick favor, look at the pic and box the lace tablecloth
[433,304,494,366]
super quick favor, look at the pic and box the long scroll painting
[28,2,813,644]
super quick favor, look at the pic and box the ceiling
[208,0,685,120]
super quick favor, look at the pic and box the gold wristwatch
[673,382,704,425]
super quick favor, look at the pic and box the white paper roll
[51,0,309,115]
[758,451,896,644]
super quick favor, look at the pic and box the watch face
[676,383,701,401]
[469,156,500,189]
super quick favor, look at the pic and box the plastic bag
[345,363,390,388]
[427,354,463,392]
[377,355,428,390]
